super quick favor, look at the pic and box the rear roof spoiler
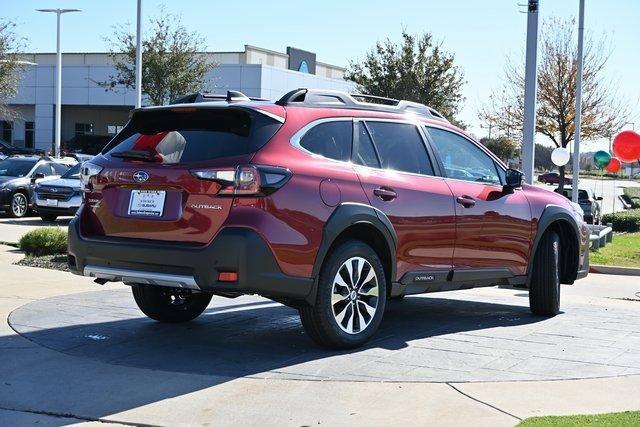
[170,90,268,104]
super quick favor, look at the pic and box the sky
[4,0,640,150]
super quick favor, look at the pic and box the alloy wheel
[331,256,379,334]
[11,193,27,217]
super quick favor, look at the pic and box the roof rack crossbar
[275,88,448,122]
[170,90,268,105]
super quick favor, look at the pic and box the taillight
[190,164,291,196]
[80,162,104,192]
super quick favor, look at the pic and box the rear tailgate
[81,106,283,245]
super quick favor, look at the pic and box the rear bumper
[67,217,314,301]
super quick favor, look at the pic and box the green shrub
[623,187,640,208]
[602,209,640,232]
[19,227,68,256]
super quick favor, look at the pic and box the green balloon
[593,150,611,168]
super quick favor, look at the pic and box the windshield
[102,108,282,164]
[61,163,81,179]
[0,159,36,177]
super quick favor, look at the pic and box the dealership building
[2,45,352,152]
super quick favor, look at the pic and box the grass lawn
[518,411,640,426]
[590,232,640,267]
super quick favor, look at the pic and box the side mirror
[504,168,524,188]
[596,196,603,201]
[31,172,45,183]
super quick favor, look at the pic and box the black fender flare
[526,205,581,285]
[305,202,397,304]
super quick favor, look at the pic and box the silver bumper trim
[83,265,200,290]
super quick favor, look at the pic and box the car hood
[0,176,21,187]
[38,177,81,190]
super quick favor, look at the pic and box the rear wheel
[9,192,28,218]
[529,231,561,316]
[40,214,58,222]
[299,240,386,349]
[131,285,212,323]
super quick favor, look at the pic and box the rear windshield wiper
[110,150,157,162]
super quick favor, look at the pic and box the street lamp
[36,8,81,158]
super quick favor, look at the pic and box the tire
[9,192,28,218]
[40,214,58,222]
[299,240,387,349]
[131,285,212,323]
[529,231,561,316]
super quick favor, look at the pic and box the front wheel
[9,192,28,218]
[299,240,386,349]
[529,231,561,316]
[131,285,212,323]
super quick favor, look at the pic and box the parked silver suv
[34,162,83,221]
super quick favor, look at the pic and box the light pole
[571,0,585,203]
[135,0,143,108]
[522,0,540,184]
[36,8,81,158]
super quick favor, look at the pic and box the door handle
[373,187,397,201]
[456,195,476,208]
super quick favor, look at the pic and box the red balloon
[612,130,640,163]
[606,156,622,173]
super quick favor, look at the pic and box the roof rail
[275,88,448,122]
[170,90,268,105]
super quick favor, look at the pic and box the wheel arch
[306,203,397,304]
[527,205,581,286]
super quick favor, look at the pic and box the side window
[428,127,501,185]
[51,162,69,175]
[354,122,380,168]
[33,163,52,176]
[366,122,434,175]
[299,121,352,162]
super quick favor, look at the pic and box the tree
[534,143,554,171]
[479,18,628,191]
[480,136,518,162]
[0,20,27,118]
[346,30,465,124]
[102,10,214,106]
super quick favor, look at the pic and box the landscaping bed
[16,254,70,272]
[13,227,70,272]
[519,410,640,426]
[590,232,640,268]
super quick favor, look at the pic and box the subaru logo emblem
[51,188,58,193]
[133,171,149,183]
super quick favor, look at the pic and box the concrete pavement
[2,244,640,426]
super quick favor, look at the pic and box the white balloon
[551,147,570,166]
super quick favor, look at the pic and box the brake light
[190,164,290,196]
[80,162,104,192]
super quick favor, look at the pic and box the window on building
[365,121,434,176]
[75,123,94,136]
[299,121,352,162]
[107,125,124,135]
[1,121,13,143]
[25,122,34,148]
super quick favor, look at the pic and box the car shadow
[0,217,73,226]
[5,291,547,424]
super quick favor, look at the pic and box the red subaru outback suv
[69,89,589,349]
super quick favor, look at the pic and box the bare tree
[0,20,27,118]
[102,9,214,106]
[479,18,628,190]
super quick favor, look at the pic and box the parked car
[0,156,69,217]
[68,89,590,349]
[0,139,45,157]
[554,187,602,224]
[34,162,83,221]
[538,172,572,185]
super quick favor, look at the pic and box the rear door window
[103,109,282,164]
[299,120,352,162]
[354,122,380,168]
[365,121,433,175]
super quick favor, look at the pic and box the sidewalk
[1,244,639,426]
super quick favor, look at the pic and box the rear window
[102,108,282,164]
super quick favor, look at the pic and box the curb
[589,265,640,276]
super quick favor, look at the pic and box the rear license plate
[128,190,166,217]
[46,199,58,207]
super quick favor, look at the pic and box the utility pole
[135,0,143,108]
[522,0,540,184]
[36,8,81,158]
[572,0,585,203]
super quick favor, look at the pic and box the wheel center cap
[350,290,357,301]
